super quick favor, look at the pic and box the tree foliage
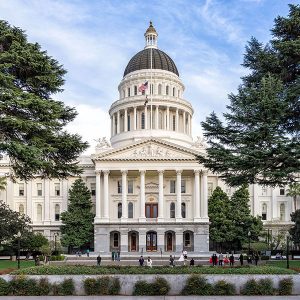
[60,179,94,250]
[287,183,300,212]
[0,20,88,180]
[0,200,31,246]
[289,209,300,248]
[199,4,300,187]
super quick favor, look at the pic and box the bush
[50,255,65,261]
[133,277,170,296]
[36,278,52,295]
[241,278,275,295]
[83,277,120,295]
[261,255,270,260]
[213,280,236,295]
[278,278,293,295]
[52,278,75,296]
[181,275,212,295]
[0,278,9,296]
[8,276,38,296]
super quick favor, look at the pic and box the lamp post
[17,231,21,269]
[248,231,251,255]
[54,232,58,255]
[286,235,290,269]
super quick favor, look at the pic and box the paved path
[1,297,300,299]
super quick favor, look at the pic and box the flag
[138,81,148,92]
[144,96,148,106]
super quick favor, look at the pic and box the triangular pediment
[92,138,200,161]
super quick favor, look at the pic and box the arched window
[19,204,24,214]
[262,203,267,220]
[159,112,163,129]
[134,85,137,95]
[55,204,60,221]
[158,84,162,95]
[118,203,122,219]
[127,87,130,97]
[128,202,133,218]
[166,85,169,95]
[141,112,145,129]
[172,115,176,131]
[181,202,186,218]
[127,114,131,131]
[170,202,175,218]
[280,203,285,221]
[172,87,175,96]
[113,233,119,247]
[37,204,42,221]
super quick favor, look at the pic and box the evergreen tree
[199,4,300,187]
[0,21,88,180]
[208,187,235,251]
[60,179,94,250]
[287,183,300,212]
[289,209,300,249]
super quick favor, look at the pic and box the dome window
[134,86,137,95]
[128,87,131,97]
[173,87,175,97]
[141,112,145,129]
[166,85,169,95]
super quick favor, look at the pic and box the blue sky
[0,0,297,152]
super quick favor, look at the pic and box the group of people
[138,256,153,267]
[211,253,260,266]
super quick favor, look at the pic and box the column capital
[176,169,183,175]
[194,169,201,175]
[139,169,146,175]
[95,170,102,175]
[103,170,110,175]
[158,169,165,174]
[121,169,128,175]
[201,170,208,176]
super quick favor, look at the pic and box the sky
[0,0,297,153]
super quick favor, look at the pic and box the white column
[158,170,164,220]
[110,116,113,137]
[190,114,192,135]
[183,111,186,133]
[155,105,159,129]
[44,179,50,224]
[139,170,146,221]
[121,170,128,221]
[144,105,148,129]
[133,107,137,130]
[124,109,128,132]
[272,187,278,220]
[95,171,101,222]
[103,170,109,221]
[26,181,32,219]
[194,170,201,221]
[201,171,208,219]
[166,106,170,130]
[112,114,116,135]
[117,111,120,134]
[176,170,182,220]
[176,108,179,132]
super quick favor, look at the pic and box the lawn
[266,260,300,269]
[0,260,35,272]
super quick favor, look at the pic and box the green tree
[199,4,300,187]
[0,21,88,181]
[230,185,263,249]
[289,209,300,249]
[287,183,300,212]
[60,179,94,251]
[0,200,31,246]
[208,187,235,251]
[0,177,6,191]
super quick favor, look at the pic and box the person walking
[254,253,259,266]
[212,253,218,266]
[229,254,234,266]
[183,250,188,266]
[218,253,223,266]
[97,254,101,266]
[147,256,152,268]
[117,250,120,261]
[239,254,244,266]
[190,258,195,266]
[169,255,175,267]
[139,256,144,266]
[86,249,90,257]
[178,253,184,265]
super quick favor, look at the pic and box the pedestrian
[169,255,174,267]
[147,256,152,268]
[218,253,223,266]
[139,256,144,266]
[117,250,120,261]
[35,255,40,266]
[212,253,218,266]
[86,249,90,257]
[239,254,244,266]
[190,258,195,266]
[229,254,234,266]
[178,253,184,265]
[112,251,115,261]
[254,253,259,266]
[247,255,252,264]
[97,254,101,266]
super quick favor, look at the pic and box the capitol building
[1,23,295,254]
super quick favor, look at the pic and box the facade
[0,23,296,254]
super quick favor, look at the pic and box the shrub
[241,278,275,295]
[213,280,236,295]
[109,278,121,295]
[278,278,293,295]
[181,275,212,295]
[0,278,9,296]
[50,255,65,261]
[36,278,52,295]
[133,277,170,296]
[83,277,120,295]
[8,276,38,296]
[261,255,270,260]
[53,278,75,295]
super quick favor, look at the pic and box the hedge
[133,277,170,296]
[11,265,296,275]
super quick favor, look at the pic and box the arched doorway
[146,231,157,251]
[128,231,139,252]
[165,231,175,252]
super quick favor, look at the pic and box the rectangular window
[170,180,176,193]
[117,180,122,194]
[128,180,133,194]
[261,213,267,220]
[181,180,186,193]
[280,188,285,196]
[145,203,158,218]
[37,183,42,196]
[54,183,60,196]
[90,183,96,196]
[208,183,213,197]
[128,87,130,97]
[19,183,24,196]
[172,115,176,131]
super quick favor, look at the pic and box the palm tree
[287,183,300,212]
[0,176,7,191]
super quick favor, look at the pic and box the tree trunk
[294,196,297,212]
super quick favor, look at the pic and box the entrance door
[131,233,137,251]
[145,203,158,218]
[146,232,157,251]
[166,232,173,251]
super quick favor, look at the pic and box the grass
[266,260,300,272]
[11,265,297,275]
[0,260,35,272]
